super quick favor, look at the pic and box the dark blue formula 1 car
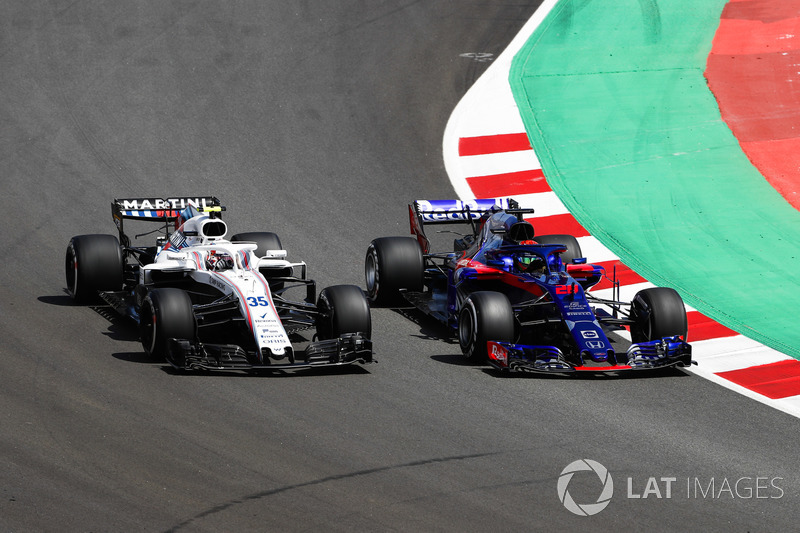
[364,198,693,373]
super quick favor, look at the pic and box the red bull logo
[488,342,508,366]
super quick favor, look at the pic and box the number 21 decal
[555,284,579,295]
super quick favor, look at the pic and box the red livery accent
[574,365,632,371]
[555,284,578,295]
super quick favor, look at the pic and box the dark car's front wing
[165,333,373,371]
[486,336,693,373]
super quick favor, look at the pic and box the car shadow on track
[389,306,457,343]
[157,364,373,378]
[41,293,140,342]
[39,294,75,307]
[479,365,692,381]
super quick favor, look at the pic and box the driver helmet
[515,252,547,275]
[206,251,234,271]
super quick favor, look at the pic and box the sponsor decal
[566,311,594,317]
[581,331,599,339]
[488,342,508,364]
[417,199,509,222]
[209,277,226,290]
[120,198,212,211]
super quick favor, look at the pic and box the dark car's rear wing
[409,198,533,253]
[411,198,516,224]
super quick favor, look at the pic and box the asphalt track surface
[2,2,800,531]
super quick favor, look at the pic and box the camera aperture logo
[557,459,613,516]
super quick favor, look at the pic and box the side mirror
[264,249,287,259]
[572,257,587,265]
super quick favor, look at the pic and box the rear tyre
[534,234,582,265]
[458,291,515,363]
[139,288,196,363]
[630,287,688,343]
[316,285,371,340]
[365,237,424,305]
[65,234,124,302]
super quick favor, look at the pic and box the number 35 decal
[247,296,270,307]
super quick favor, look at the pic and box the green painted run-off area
[510,0,800,357]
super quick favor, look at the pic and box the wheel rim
[66,246,78,296]
[458,306,475,350]
[365,249,378,297]
[141,300,157,354]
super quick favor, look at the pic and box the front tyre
[630,287,688,343]
[65,234,124,302]
[316,285,371,340]
[139,288,196,363]
[365,237,424,306]
[458,291,515,363]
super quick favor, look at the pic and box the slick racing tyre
[458,291,515,363]
[365,237,423,306]
[630,287,688,343]
[65,234,124,302]
[533,234,583,265]
[316,285,371,340]
[139,288,196,363]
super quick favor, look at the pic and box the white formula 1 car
[65,196,372,371]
